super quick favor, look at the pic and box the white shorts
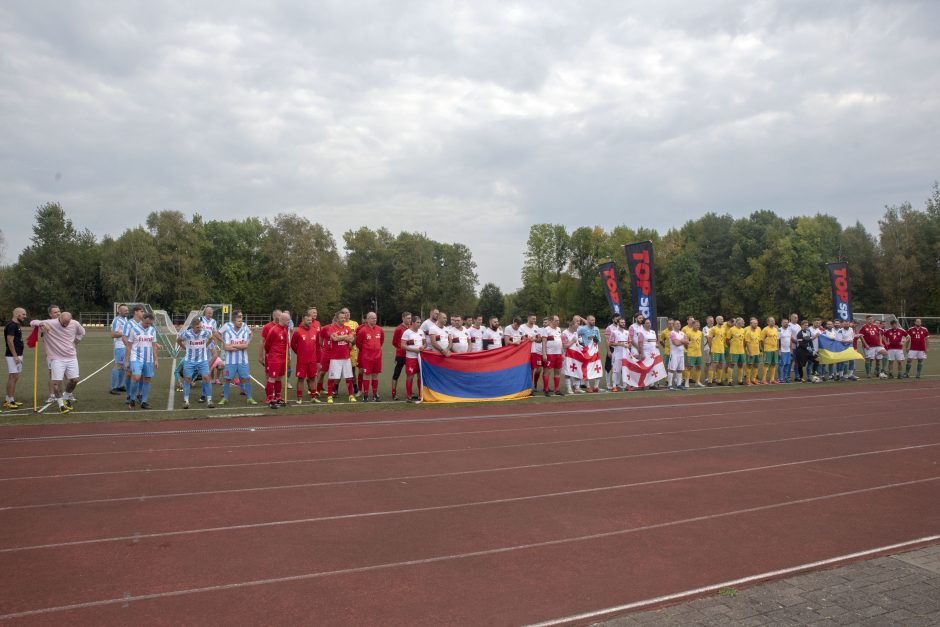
[328,358,353,380]
[50,358,80,381]
[5,356,23,374]
[865,346,886,360]
[668,352,685,372]
[887,349,905,362]
[907,350,927,360]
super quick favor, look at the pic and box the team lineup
[2,303,931,413]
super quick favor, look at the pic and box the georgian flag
[564,344,603,380]
[621,352,667,388]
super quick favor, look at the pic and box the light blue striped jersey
[220,322,252,365]
[111,316,127,348]
[127,325,157,364]
[123,318,144,343]
[179,328,213,363]
[200,316,218,336]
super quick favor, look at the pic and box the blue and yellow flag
[817,334,864,365]
[421,342,533,403]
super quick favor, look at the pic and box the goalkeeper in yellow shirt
[743,318,763,384]
[760,316,780,384]
[727,318,747,384]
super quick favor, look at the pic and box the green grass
[1,329,937,425]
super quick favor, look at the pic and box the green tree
[146,210,204,311]
[197,218,266,311]
[477,282,504,319]
[390,232,440,316]
[520,224,570,313]
[8,203,102,312]
[343,227,395,322]
[260,214,343,316]
[100,227,159,303]
[436,242,478,314]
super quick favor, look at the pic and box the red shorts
[543,354,563,369]
[359,356,382,375]
[295,361,318,379]
[405,359,420,376]
[319,355,331,372]
[265,360,286,379]
[530,354,544,369]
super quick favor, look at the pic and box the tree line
[0,181,937,325]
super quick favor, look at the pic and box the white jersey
[562,329,579,351]
[482,327,503,350]
[111,316,127,349]
[467,326,483,352]
[520,323,541,353]
[426,323,449,351]
[221,322,252,365]
[541,326,564,355]
[420,318,440,349]
[449,327,470,354]
[503,325,523,345]
[702,325,712,351]
[126,325,157,364]
[401,328,425,358]
[611,327,630,361]
[811,327,822,351]
[669,331,686,357]
[839,327,854,345]
[641,329,659,356]
[630,323,645,350]
[778,326,793,353]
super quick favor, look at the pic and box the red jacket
[356,324,385,361]
[264,324,290,360]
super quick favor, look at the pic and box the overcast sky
[1,1,938,292]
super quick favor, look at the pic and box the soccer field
[2,329,938,425]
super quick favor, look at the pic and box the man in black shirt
[4,308,27,408]
[794,320,818,383]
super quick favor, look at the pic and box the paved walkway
[598,544,940,626]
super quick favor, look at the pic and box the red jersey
[261,321,277,340]
[392,323,407,358]
[908,326,929,351]
[291,325,319,364]
[356,324,385,360]
[319,324,334,360]
[882,328,908,350]
[330,324,355,360]
[263,324,290,360]
[859,323,882,347]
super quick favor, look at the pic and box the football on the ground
[878,372,889,379]
[811,375,822,383]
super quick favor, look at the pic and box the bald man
[30,312,85,413]
[4,308,27,408]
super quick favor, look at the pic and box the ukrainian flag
[421,342,533,403]
[817,334,864,365]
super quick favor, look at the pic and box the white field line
[37,359,114,415]
[1,478,937,621]
[166,358,177,411]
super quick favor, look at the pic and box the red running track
[0,382,938,625]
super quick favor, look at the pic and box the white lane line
[2,442,937,553]
[5,390,927,461]
[7,413,930,511]
[37,359,115,415]
[3,385,937,443]
[524,533,940,626]
[3,413,934,509]
[166,358,177,411]
[4,410,939,483]
[1,477,937,621]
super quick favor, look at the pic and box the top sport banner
[624,240,659,331]
[826,262,853,322]
[420,342,533,403]
[597,261,625,317]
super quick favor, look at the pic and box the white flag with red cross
[621,352,666,388]
[564,343,603,380]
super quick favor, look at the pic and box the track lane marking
[1,476,937,620]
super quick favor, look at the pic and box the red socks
[371,379,378,396]
[327,380,335,396]
[346,379,354,395]
[406,380,413,397]
[274,380,282,400]
[265,381,274,402]
[554,375,560,391]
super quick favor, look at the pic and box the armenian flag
[817,334,864,364]
[421,342,533,403]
